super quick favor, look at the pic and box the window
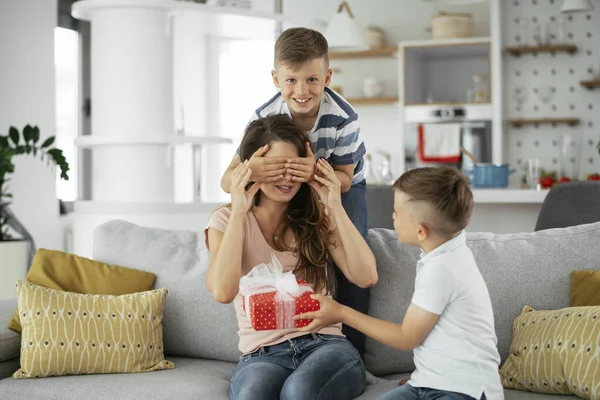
[201,36,276,203]
[54,27,80,202]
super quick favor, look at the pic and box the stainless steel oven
[404,104,492,171]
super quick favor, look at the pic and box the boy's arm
[220,154,242,194]
[295,295,439,351]
[332,164,353,193]
[295,262,453,351]
[338,302,439,351]
[220,146,287,194]
[330,114,365,193]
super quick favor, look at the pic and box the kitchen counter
[471,188,548,203]
[367,185,548,203]
[366,185,548,234]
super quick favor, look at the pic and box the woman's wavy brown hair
[239,114,336,295]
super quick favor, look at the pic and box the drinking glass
[527,159,542,190]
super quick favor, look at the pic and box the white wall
[0,0,62,251]
[283,0,491,177]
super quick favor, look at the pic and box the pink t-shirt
[204,207,343,355]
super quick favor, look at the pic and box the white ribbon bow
[239,253,312,329]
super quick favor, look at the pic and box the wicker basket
[431,12,473,39]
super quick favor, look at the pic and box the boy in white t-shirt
[295,166,504,400]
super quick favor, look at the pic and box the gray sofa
[1,219,599,400]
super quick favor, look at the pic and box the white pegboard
[502,0,600,185]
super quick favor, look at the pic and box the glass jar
[364,154,378,185]
[472,75,489,103]
[377,153,395,185]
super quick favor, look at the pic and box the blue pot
[465,164,516,188]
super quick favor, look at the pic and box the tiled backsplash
[503,0,600,185]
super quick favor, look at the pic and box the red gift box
[243,280,320,331]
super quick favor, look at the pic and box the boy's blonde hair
[393,166,474,238]
[274,27,329,70]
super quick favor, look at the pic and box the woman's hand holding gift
[230,160,261,216]
[308,159,342,211]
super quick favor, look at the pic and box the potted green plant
[0,125,69,293]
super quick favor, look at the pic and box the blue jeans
[335,180,370,356]
[229,333,365,400]
[378,384,487,400]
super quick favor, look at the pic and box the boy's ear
[271,70,280,88]
[325,68,332,87]
[416,223,428,241]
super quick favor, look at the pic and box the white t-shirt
[409,230,504,400]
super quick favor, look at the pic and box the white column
[173,10,209,203]
[75,1,175,203]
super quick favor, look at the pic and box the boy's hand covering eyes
[247,144,288,183]
[285,142,316,183]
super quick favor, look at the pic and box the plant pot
[0,240,30,299]
[465,164,516,188]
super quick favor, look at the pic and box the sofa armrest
[0,297,20,367]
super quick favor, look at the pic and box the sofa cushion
[0,357,233,400]
[468,223,600,363]
[361,374,580,400]
[500,305,600,398]
[8,248,156,333]
[92,220,241,363]
[363,229,420,376]
[14,282,173,379]
[364,222,600,376]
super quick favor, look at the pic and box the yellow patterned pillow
[9,248,157,333]
[500,305,600,399]
[13,281,174,379]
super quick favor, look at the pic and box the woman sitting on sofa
[204,114,378,400]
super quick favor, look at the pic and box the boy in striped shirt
[219,27,370,356]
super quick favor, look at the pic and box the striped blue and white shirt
[242,87,366,184]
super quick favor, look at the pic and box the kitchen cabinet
[400,37,492,106]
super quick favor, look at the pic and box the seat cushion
[356,373,411,399]
[0,298,19,363]
[0,357,234,400]
[358,373,581,400]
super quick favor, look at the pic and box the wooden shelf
[505,44,578,56]
[329,46,398,59]
[347,97,399,106]
[508,118,580,128]
[580,80,600,90]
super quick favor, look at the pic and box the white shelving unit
[74,135,233,147]
[72,0,325,41]
[401,37,491,106]
[72,0,321,23]
[396,0,505,178]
